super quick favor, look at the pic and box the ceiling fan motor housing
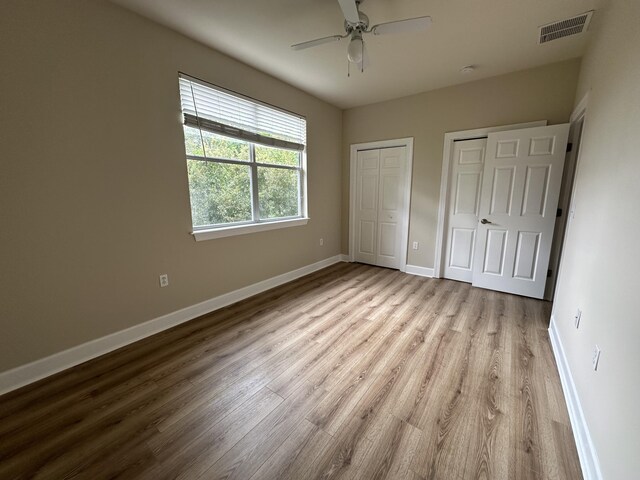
[345,12,369,33]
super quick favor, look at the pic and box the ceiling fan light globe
[347,37,363,63]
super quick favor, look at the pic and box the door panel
[529,135,556,156]
[521,165,550,216]
[443,138,486,282]
[378,223,397,258]
[496,139,520,158]
[489,167,515,215]
[454,172,481,214]
[513,231,540,280]
[483,229,507,275]
[471,124,569,298]
[360,175,378,210]
[381,174,400,211]
[358,221,376,255]
[450,228,475,269]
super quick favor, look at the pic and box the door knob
[480,218,492,225]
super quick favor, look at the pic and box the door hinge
[557,208,562,217]
[547,269,553,278]
[566,142,573,153]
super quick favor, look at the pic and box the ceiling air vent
[538,11,593,44]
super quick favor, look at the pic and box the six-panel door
[471,124,570,298]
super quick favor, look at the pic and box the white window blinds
[179,74,307,152]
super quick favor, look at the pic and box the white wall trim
[433,120,548,279]
[193,217,308,241]
[405,264,435,278]
[548,316,603,480]
[0,255,347,396]
[571,91,590,123]
[349,137,414,273]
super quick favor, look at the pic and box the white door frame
[549,92,589,301]
[349,137,414,272]
[433,121,548,279]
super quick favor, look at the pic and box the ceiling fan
[291,0,432,72]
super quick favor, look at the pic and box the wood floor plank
[353,414,423,480]
[246,419,333,480]
[146,386,284,480]
[0,263,583,480]
[305,325,423,437]
[201,382,327,480]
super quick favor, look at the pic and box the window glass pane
[183,126,205,157]
[258,167,300,219]
[187,159,252,227]
[255,144,300,167]
[202,131,250,161]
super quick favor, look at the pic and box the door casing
[349,138,414,272]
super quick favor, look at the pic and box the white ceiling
[111,0,596,109]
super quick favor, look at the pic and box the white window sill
[192,217,309,241]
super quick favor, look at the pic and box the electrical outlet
[412,241,419,250]
[159,274,169,288]
[592,345,601,371]
[574,309,582,329]
[319,238,324,246]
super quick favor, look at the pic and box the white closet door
[354,149,380,266]
[354,147,407,269]
[443,138,487,282]
[375,147,406,269]
[471,124,570,298]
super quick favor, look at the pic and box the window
[178,74,308,240]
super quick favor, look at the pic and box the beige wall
[552,1,640,478]
[0,0,342,372]
[342,60,581,268]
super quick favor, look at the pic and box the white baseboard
[0,255,346,396]
[548,316,602,480]
[338,254,350,262]
[405,264,435,278]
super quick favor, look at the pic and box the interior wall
[0,0,342,373]
[552,1,640,478]
[341,59,581,268]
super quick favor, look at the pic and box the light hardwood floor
[0,262,582,479]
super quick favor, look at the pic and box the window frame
[178,75,309,241]
[185,138,308,242]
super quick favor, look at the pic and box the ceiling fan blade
[338,0,360,24]
[291,35,343,51]
[371,16,432,35]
